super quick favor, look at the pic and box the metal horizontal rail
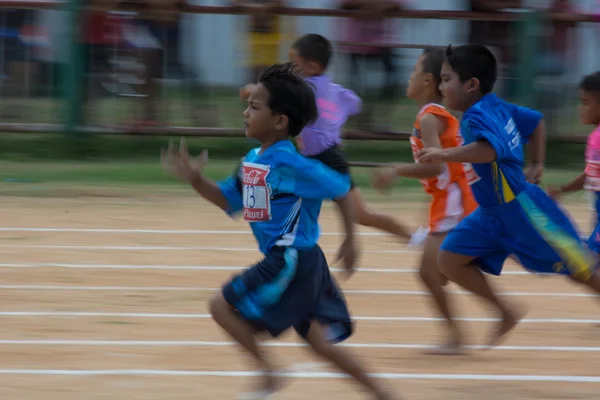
[0,123,588,145]
[0,123,410,140]
[0,2,596,24]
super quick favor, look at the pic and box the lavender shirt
[298,75,362,156]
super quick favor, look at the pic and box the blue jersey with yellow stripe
[460,93,543,208]
[441,94,596,280]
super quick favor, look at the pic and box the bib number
[242,162,272,222]
[410,136,430,189]
[456,132,481,185]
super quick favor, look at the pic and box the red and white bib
[242,162,272,222]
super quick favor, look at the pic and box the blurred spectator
[80,0,121,123]
[234,0,285,83]
[0,8,41,119]
[468,0,522,98]
[337,0,402,130]
[125,0,185,126]
[535,0,577,133]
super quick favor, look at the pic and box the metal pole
[63,0,83,136]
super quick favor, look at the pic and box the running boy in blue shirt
[162,63,399,400]
[417,44,600,348]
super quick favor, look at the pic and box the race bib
[409,136,420,160]
[242,162,272,222]
[585,160,600,191]
[463,162,481,185]
[409,136,429,188]
[456,132,481,185]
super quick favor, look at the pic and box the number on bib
[242,162,272,222]
[462,162,481,185]
[456,132,481,185]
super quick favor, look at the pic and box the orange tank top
[409,103,478,194]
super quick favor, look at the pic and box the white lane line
[0,311,596,324]
[0,339,598,352]
[0,263,538,276]
[0,244,416,254]
[0,227,387,236]
[0,369,598,382]
[0,285,592,298]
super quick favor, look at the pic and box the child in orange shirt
[372,47,478,354]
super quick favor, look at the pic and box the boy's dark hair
[580,71,600,101]
[445,44,497,95]
[421,47,445,95]
[291,33,333,70]
[259,62,318,138]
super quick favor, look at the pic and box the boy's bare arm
[524,119,546,184]
[161,139,230,212]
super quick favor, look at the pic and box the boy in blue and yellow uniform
[418,44,600,349]
[162,63,399,399]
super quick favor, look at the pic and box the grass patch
[0,159,585,191]
[0,132,589,170]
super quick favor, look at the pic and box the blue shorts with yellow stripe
[441,184,597,280]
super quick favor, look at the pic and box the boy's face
[579,89,600,125]
[243,83,287,141]
[440,61,471,112]
[406,55,428,100]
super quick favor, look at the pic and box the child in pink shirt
[550,71,600,253]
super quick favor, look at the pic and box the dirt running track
[0,189,599,399]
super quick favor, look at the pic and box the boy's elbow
[534,119,547,136]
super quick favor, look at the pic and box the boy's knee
[303,322,334,355]
[209,292,229,320]
[418,264,436,285]
[419,264,450,288]
[436,250,472,282]
[305,332,333,357]
[436,250,454,276]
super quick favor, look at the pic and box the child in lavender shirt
[288,34,411,241]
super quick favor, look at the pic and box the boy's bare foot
[237,371,283,399]
[425,341,466,356]
[374,387,404,400]
[485,308,527,349]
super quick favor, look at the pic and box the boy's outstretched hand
[547,186,563,200]
[524,162,544,185]
[161,138,208,183]
[335,238,359,280]
[417,147,446,164]
[371,166,397,193]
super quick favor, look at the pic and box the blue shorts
[221,245,353,342]
[441,185,596,280]
[589,224,600,254]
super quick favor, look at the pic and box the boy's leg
[438,209,524,347]
[303,322,401,400]
[512,188,600,298]
[349,187,412,241]
[209,293,278,392]
[295,246,402,400]
[213,248,304,396]
[418,233,464,354]
[309,146,411,241]
[437,249,525,347]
